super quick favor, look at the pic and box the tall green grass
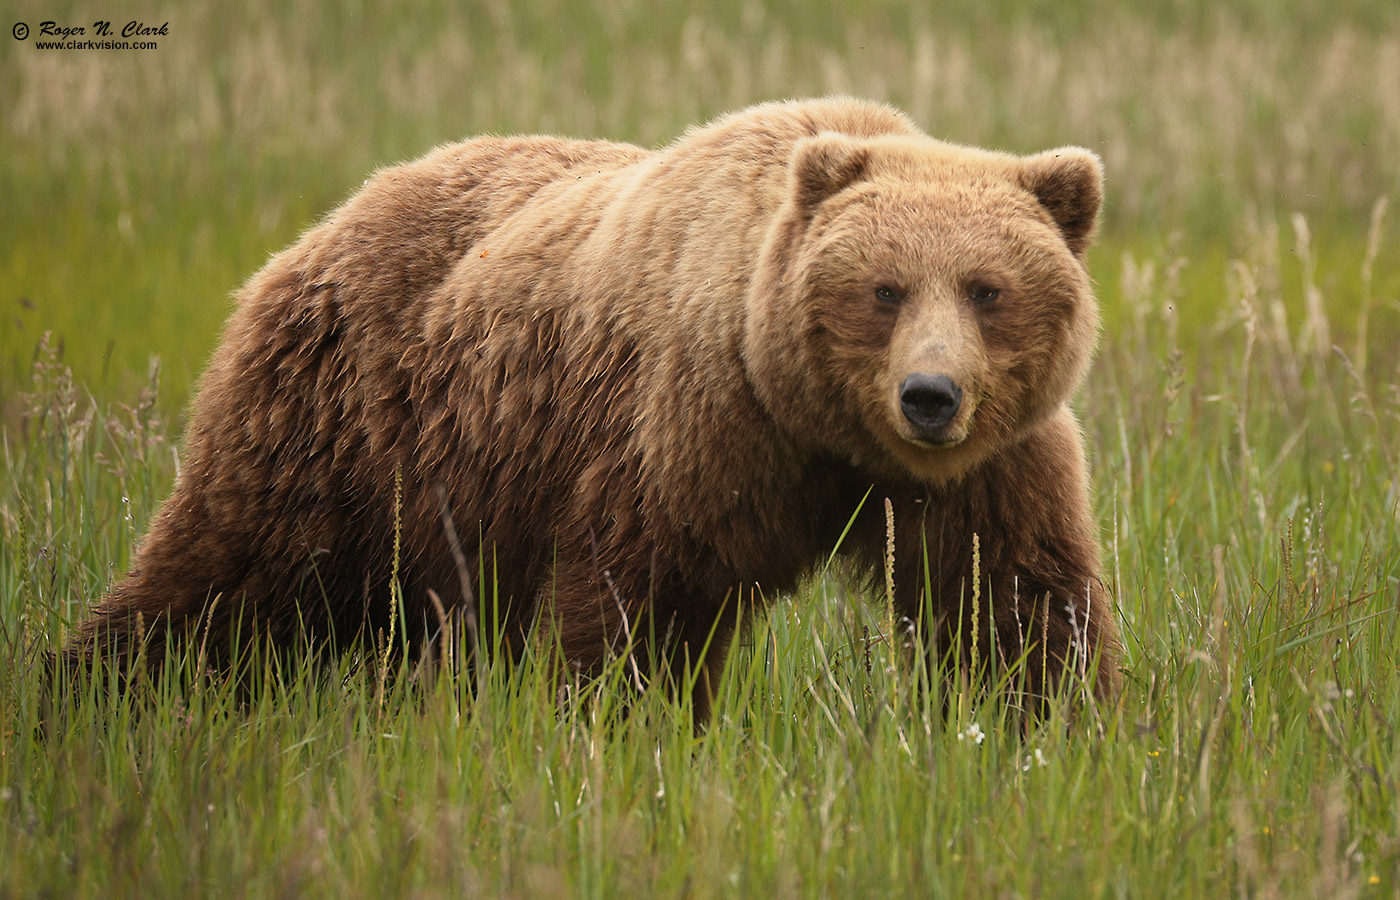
[3,263,1398,894]
[3,1,1400,896]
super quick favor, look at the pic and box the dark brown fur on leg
[881,408,1122,710]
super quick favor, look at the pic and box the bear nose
[899,373,963,434]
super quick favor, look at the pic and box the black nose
[900,373,963,433]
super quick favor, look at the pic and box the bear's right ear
[1018,148,1104,256]
[790,133,871,211]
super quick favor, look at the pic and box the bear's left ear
[790,132,871,212]
[1018,148,1103,256]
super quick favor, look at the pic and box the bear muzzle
[899,372,967,447]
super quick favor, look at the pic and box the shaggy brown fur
[64,98,1121,714]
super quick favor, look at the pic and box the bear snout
[899,373,964,442]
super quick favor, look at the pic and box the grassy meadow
[3,1,1400,897]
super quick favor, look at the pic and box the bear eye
[874,285,903,305]
[967,283,1002,305]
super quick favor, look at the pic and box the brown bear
[64,97,1121,714]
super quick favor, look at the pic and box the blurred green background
[4,0,1398,416]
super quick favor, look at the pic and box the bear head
[743,130,1103,485]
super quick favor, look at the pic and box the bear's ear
[790,132,871,211]
[1018,148,1103,256]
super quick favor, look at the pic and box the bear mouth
[908,426,969,450]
